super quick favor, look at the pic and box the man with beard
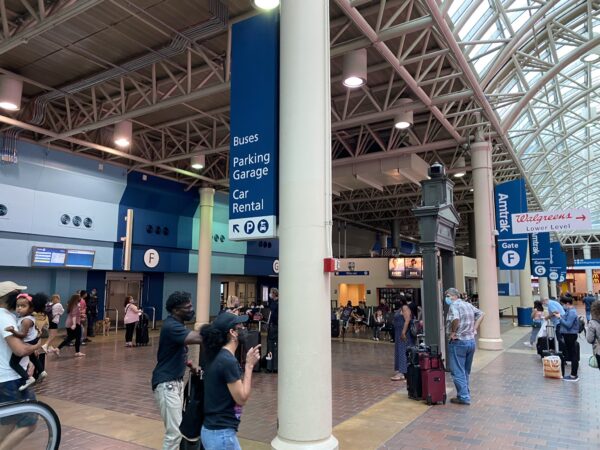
[151,291,202,450]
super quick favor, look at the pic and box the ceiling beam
[0,0,105,55]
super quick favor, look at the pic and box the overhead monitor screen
[31,247,67,267]
[388,257,423,279]
[65,249,95,269]
[404,257,423,279]
[388,258,405,279]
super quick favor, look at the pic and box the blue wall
[0,139,279,319]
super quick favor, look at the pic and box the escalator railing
[0,400,61,450]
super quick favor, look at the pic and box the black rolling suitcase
[236,330,261,373]
[406,346,422,400]
[135,313,150,346]
[331,319,340,338]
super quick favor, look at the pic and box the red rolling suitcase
[419,350,447,405]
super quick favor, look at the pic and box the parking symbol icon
[244,220,255,234]
[257,219,269,233]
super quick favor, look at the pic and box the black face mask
[182,309,195,322]
[237,328,248,344]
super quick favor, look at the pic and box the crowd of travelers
[2,276,598,449]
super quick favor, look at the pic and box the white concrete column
[584,245,593,293]
[519,245,533,307]
[195,187,214,329]
[273,1,338,449]
[471,141,502,350]
[549,280,557,298]
[539,277,549,300]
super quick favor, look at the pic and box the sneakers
[19,377,36,391]
[563,375,579,382]
[390,373,405,381]
[74,352,86,357]
[371,337,379,341]
[37,371,48,383]
[523,342,532,347]
[450,397,471,405]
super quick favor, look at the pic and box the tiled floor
[9,316,600,450]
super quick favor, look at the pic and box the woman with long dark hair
[57,294,85,357]
[199,312,260,450]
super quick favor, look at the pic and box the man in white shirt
[0,281,43,450]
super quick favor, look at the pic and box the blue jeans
[201,426,241,450]
[448,339,476,403]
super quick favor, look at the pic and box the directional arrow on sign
[576,214,586,221]
[233,224,240,233]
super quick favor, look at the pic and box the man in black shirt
[266,287,278,372]
[151,291,202,450]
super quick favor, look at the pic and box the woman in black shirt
[200,312,260,450]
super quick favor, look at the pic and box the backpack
[578,316,586,335]
[409,318,423,339]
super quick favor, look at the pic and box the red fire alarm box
[323,258,339,272]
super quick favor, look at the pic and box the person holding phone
[200,312,260,450]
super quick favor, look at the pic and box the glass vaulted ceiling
[447,0,600,228]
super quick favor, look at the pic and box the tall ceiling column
[471,141,503,350]
[519,244,533,307]
[584,244,593,294]
[272,1,338,449]
[195,187,214,329]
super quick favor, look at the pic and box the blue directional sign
[530,232,551,277]
[549,242,562,282]
[495,179,528,269]
[228,13,279,240]
[558,250,567,283]
[573,258,600,269]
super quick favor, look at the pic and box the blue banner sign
[558,251,567,282]
[494,179,528,269]
[497,283,510,296]
[228,13,279,240]
[549,242,562,282]
[573,258,600,269]
[530,232,551,277]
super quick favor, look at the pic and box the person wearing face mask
[200,312,260,450]
[445,287,484,406]
[151,291,202,450]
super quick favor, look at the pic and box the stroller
[135,312,150,346]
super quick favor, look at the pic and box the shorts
[0,378,38,428]
[49,322,58,330]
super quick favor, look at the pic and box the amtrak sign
[494,179,528,270]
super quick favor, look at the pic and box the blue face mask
[445,296,452,305]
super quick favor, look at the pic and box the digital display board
[31,247,95,269]
[388,258,405,279]
[65,249,95,269]
[32,247,67,267]
[388,257,423,279]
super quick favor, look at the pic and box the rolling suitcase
[135,313,150,346]
[236,330,261,373]
[419,350,446,405]
[406,343,429,400]
[331,319,340,338]
[542,322,565,378]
